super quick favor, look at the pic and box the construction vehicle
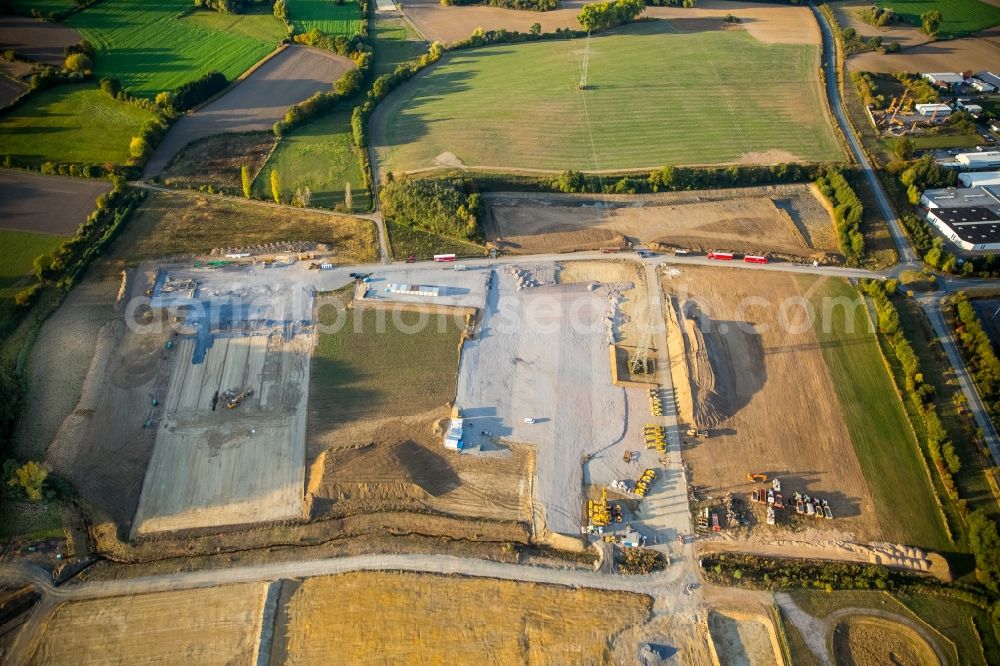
[587,488,611,526]
[221,388,254,409]
[747,473,767,483]
[711,512,721,531]
[771,478,781,492]
[823,500,833,520]
[766,506,776,526]
[623,451,637,464]
[686,428,708,439]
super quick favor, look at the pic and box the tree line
[577,0,644,32]
[379,178,481,241]
[815,167,865,266]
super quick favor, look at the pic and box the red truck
[743,255,769,264]
[707,251,734,261]
[433,253,456,262]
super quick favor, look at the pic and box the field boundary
[186,43,288,115]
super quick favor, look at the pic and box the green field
[386,221,485,261]
[809,278,950,550]
[310,306,464,427]
[788,590,999,665]
[0,229,66,304]
[372,21,844,173]
[287,0,362,37]
[885,0,1000,38]
[0,85,155,166]
[371,17,426,78]
[7,0,74,17]
[68,0,276,97]
[180,7,288,43]
[256,110,370,211]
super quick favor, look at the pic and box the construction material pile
[211,241,318,257]
[504,265,546,290]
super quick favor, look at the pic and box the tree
[241,165,251,199]
[154,91,173,108]
[892,137,915,161]
[64,52,92,74]
[128,136,150,161]
[344,181,353,212]
[270,169,282,204]
[6,460,47,501]
[920,9,942,37]
[529,22,542,35]
[0,362,23,460]
[100,77,121,98]
[577,0,643,32]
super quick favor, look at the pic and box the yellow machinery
[588,487,610,526]
[747,473,767,483]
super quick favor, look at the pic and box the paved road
[810,2,917,266]
[920,296,1000,460]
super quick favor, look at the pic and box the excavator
[222,388,254,409]
[746,473,767,483]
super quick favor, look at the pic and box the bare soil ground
[559,259,645,346]
[15,276,120,460]
[486,186,837,259]
[144,45,354,176]
[0,15,81,65]
[159,132,277,195]
[660,266,881,541]
[26,583,268,665]
[846,23,1000,72]
[274,571,652,665]
[832,616,940,666]
[708,610,782,666]
[107,191,377,264]
[401,0,818,46]
[0,170,111,235]
[132,333,310,535]
[0,73,26,107]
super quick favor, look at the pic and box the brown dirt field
[107,191,377,264]
[559,259,646,346]
[846,24,1000,72]
[832,616,940,666]
[159,132,277,195]
[27,583,268,665]
[144,45,354,176]
[0,15,82,66]
[661,266,880,540]
[275,571,652,665]
[14,276,120,460]
[0,170,111,236]
[487,186,837,258]
[308,415,534,524]
[402,0,818,46]
[0,73,26,108]
[708,610,783,666]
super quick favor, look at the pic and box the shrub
[171,71,227,111]
[63,52,92,74]
[815,168,865,265]
[380,178,481,240]
[100,77,121,98]
[578,0,644,32]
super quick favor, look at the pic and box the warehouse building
[957,151,1000,169]
[922,72,963,88]
[925,207,1000,252]
[920,186,1000,210]
[970,77,997,93]
[976,71,1000,90]
[959,172,1000,188]
[914,103,952,117]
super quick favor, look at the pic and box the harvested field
[0,74,26,108]
[486,186,837,258]
[0,170,111,236]
[661,267,879,540]
[26,583,268,665]
[143,45,355,176]
[0,15,82,65]
[707,610,782,666]
[15,277,120,460]
[158,132,278,194]
[107,191,377,263]
[275,571,652,665]
[847,26,1000,72]
[401,0,818,46]
[372,20,842,173]
[832,617,939,666]
[832,1,934,52]
[132,334,311,535]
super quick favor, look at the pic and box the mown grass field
[108,191,376,263]
[181,6,288,43]
[287,0,362,36]
[809,278,950,550]
[0,229,67,300]
[386,220,485,260]
[886,0,1000,38]
[310,306,464,424]
[256,110,370,211]
[7,0,73,17]
[279,572,652,665]
[372,21,843,173]
[67,0,277,97]
[789,589,999,665]
[0,85,155,166]
[371,16,426,78]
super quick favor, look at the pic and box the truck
[743,255,769,264]
[707,251,734,261]
[319,263,333,270]
[600,247,621,254]
[686,428,708,439]
[433,254,457,262]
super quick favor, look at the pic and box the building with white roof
[957,151,1000,169]
[925,207,1000,252]
[922,72,964,87]
[959,172,1000,188]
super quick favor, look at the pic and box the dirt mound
[832,616,939,666]
[319,439,462,503]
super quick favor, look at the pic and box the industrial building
[957,151,1000,169]
[959,172,1000,188]
[925,207,1000,252]
[970,77,997,93]
[385,283,441,297]
[922,72,963,88]
[976,71,1000,90]
[920,186,1000,210]
[914,103,952,117]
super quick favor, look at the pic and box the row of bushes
[171,70,228,112]
[445,0,557,10]
[952,292,1000,430]
[577,0,645,32]
[379,177,481,240]
[816,167,865,265]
